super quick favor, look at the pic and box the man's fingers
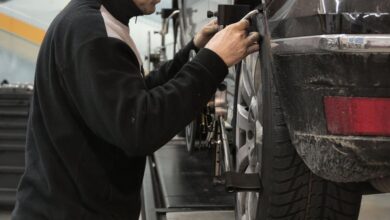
[231,19,250,30]
[210,18,218,25]
[245,32,260,46]
[246,43,260,55]
[207,19,218,29]
[203,19,219,35]
[205,25,219,34]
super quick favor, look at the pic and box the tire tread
[262,83,362,220]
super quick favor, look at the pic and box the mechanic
[12,0,259,219]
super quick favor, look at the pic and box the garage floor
[1,194,389,220]
[0,212,10,220]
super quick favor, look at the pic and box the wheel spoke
[247,141,257,168]
[237,192,247,217]
[241,62,255,101]
[240,81,251,106]
[236,104,250,131]
[247,191,259,220]
[244,166,259,220]
[236,143,250,172]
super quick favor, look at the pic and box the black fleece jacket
[11,0,228,219]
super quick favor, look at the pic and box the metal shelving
[0,86,32,209]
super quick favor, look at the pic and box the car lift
[141,137,235,220]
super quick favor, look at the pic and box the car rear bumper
[271,34,390,182]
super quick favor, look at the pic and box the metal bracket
[157,8,177,19]
[217,116,262,193]
[207,5,251,26]
[225,171,262,192]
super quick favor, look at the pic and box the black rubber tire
[255,77,363,220]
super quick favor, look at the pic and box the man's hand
[193,19,219,49]
[205,20,260,67]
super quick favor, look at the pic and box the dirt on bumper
[293,132,390,182]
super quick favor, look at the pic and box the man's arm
[62,19,258,157]
[144,40,198,89]
[64,37,228,156]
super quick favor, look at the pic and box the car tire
[234,53,363,220]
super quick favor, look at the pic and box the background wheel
[185,119,199,153]
[233,53,363,220]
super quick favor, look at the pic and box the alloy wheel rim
[235,53,262,220]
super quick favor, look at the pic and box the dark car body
[179,0,390,184]
[265,0,390,182]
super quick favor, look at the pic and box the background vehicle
[176,0,390,219]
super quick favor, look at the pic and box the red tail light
[324,96,390,136]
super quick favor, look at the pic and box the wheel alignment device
[208,5,263,193]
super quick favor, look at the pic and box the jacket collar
[101,0,143,26]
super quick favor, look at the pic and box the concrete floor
[358,194,390,220]
[167,211,235,220]
[0,212,10,220]
[1,194,389,220]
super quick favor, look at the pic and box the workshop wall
[0,0,173,83]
